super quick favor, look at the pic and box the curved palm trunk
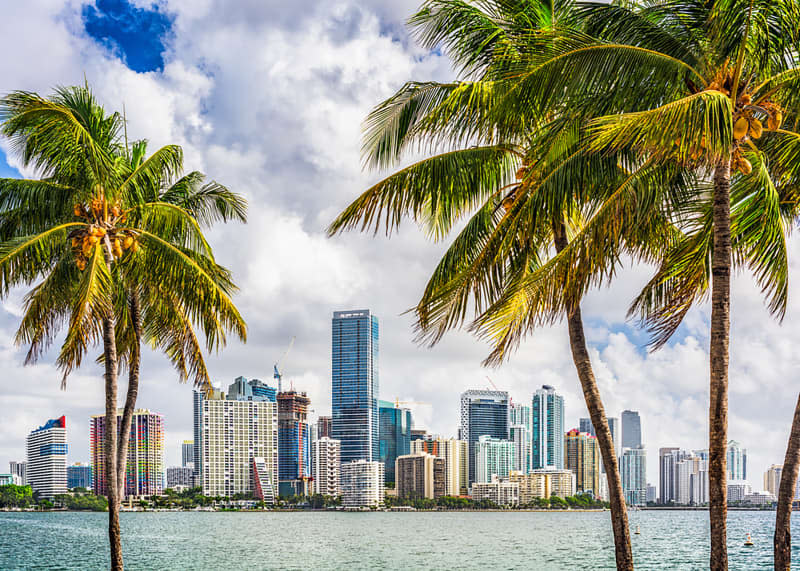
[553,220,633,571]
[709,161,732,571]
[774,392,800,570]
[102,314,123,569]
[116,291,142,500]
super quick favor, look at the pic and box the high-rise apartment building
[181,440,194,468]
[277,390,312,496]
[727,440,747,481]
[620,446,647,506]
[460,390,509,485]
[67,463,92,489]
[577,416,620,473]
[475,436,515,484]
[764,464,782,496]
[411,437,468,496]
[658,447,682,504]
[195,379,278,500]
[312,437,341,496]
[396,453,445,499]
[565,429,600,496]
[91,409,164,499]
[332,310,380,464]
[317,416,332,438]
[26,416,67,499]
[531,386,564,470]
[621,410,642,449]
[378,400,412,484]
[510,425,529,474]
[166,466,194,488]
[9,461,27,486]
[341,460,384,508]
[471,475,519,506]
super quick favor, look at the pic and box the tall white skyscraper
[510,403,531,473]
[531,386,564,470]
[620,447,647,506]
[475,436,516,484]
[727,440,747,481]
[312,437,341,496]
[26,416,68,499]
[341,460,384,508]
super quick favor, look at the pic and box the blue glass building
[378,400,412,484]
[277,391,312,497]
[531,385,565,469]
[67,464,92,489]
[459,390,509,486]
[331,310,379,463]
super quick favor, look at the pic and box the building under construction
[277,390,312,497]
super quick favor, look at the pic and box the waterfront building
[411,437,468,496]
[277,390,312,497]
[67,463,92,489]
[166,466,194,488]
[475,436,515,483]
[312,437,341,496]
[0,474,20,486]
[531,386,564,470]
[510,425,529,474]
[658,447,682,504]
[395,453,445,499]
[91,409,164,499]
[565,429,600,496]
[510,469,575,504]
[192,390,203,487]
[378,400,412,485]
[181,440,194,468]
[619,446,647,506]
[332,310,380,464]
[460,389,509,485]
[646,483,657,504]
[743,491,776,505]
[195,380,278,500]
[579,416,621,473]
[727,440,747,481]
[9,461,27,486]
[317,416,332,438]
[621,410,642,449]
[341,460,384,508]
[727,480,752,503]
[764,464,782,496]
[471,475,519,506]
[26,416,67,499]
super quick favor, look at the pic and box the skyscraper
[9,461,27,486]
[475,436,516,483]
[317,416,332,438]
[91,409,164,499]
[411,437,468,496]
[341,460,384,508]
[531,385,564,470]
[564,429,600,496]
[607,417,621,457]
[727,440,747,481]
[277,390,312,496]
[378,400,412,484]
[26,416,67,499]
[195,381,278,499]
[312,437,341,496]
[331,309,380,464]
[67,463,92,489]
[764,464,782,496]
[510,402,531,473]
[166,466,194,488]
[621,410,642,449]
[579,418,595,436]
[620,446,647,506]
[181,440,194,468]
[658,447,682,504]
[460,390,509,485]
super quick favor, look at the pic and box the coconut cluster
[69,198,137,270]
[730,93,783,175]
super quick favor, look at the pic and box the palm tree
[0,86,246,569]
[462,2,800,568]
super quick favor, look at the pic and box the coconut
[82,243,93,257]
[739,158,753,175]
[733,117,749,139]
[77,259,86,271]
[71,237,79,249]
[123,236,134,250]
[502,197,515,212]
[740,94,751,106]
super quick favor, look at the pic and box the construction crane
[273,336,295,393]
[394,398,431,409]
[485,375,500,391]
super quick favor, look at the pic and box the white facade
[312,437,341,496]
[764,464,782,496]
[9,461,27,486]
[619,447,647,506]
[341,460,384,508]
[471,476,519,506]
[727,480,752,503]
[510,425,529,474]
[475,436,515,483]
[26,417,67,499]
[166,466,194,488]
[410,437,467,496]
[744,491,776,505]
[727,441,747,481]
[201,397,278,498]
[510,469,575,503]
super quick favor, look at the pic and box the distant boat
[744,533,754,547]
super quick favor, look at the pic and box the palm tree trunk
[709,160,732,571]
[775,392,800,569]
[116,290,142,500]
[553,219,633,571]
[102,314,124,570]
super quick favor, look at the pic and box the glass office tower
[332,310,380,463]
[378,400,412,484]
[531,385,565,470]
[459,390,509,486]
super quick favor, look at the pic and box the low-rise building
[312,437,341,497]
[471,475,519,507]
[395,453,445,499]
[727,480,752,503]
[743,491,776,505]
[509,469,576,504]
[341,460,384,508]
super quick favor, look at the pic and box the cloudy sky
[0,0,797,491]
